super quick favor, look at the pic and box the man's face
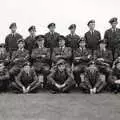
[58,64,65,72]
[11,26,17,33]
[29,30,36,36]
[100,43,106,49]
[116,63,120,70]
[89,23,95,30]
[111,22,118,29]
[79,41,86,48]
[70,28,76,34]
[59,40,65,47]
[24,65,30,73]
[49,26,55,32]
[18,42,24,49]
[37,40,44,47]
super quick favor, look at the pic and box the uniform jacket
[25,36,36,53]
[52,47,72,63]
[5,33,22,52]
[104,28,120,49]
[85,30,101,50]
[44,32,60,48]
[0,68,9,81]
[31,47,50,64]
[66,34,80,49]
[11,49,29,66]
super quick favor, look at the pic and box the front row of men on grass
[1,17,120,94]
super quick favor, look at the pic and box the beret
[58,35,66,41]
[23,61,31,67]
[28,26,36,32]
[109,17,118,24]
[68,24,76,29]
[87,20,95,26]
[35,35,45,41]
[9,22,17,29]
[48,23,55,28]
[17,38,24,44]
[56,59,65,66]
[79,37,86,43]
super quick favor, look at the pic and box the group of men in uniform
[0,17,120,94]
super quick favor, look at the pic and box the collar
[111,28,117,32]
[50,32,55,35]
[70,33,76,36]
[59,45,65,49]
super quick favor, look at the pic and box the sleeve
[5,36,9,52]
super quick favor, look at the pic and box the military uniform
[9,47,29,77]
[25,26,37,54]
[52,46,72,65]
[104,17,120,59]
[0,68,10,91]
[31,47,50,75]
[79,62,106,93]
[73,47,92,85]
[85,20,101,53]
[0,44,10,66]
[66,24,80,50]
[47,59,75,93]
[11,66,41,93]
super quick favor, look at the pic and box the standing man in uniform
[85,20,101,55]
[104,17,120,60]
[5,22,22,57]
[44,23,60,65]
[25,26,37,54]
[66,24,80,50]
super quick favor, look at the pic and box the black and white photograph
[0,0,120,119]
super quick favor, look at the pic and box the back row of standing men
[0,17,120,94]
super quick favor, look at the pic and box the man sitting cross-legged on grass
[10,62,42,93]
[47,59,76,94]
[79,61,106,94]
[108,58,120,93]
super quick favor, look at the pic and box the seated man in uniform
[9,39,30,80]
[73,38,92,86]
[0,43,10,67]
[94,39,113,81]
[79,61,106,94]
[0,61,10,92]
[52,35,72,68]
[47,59,75,94]
[31,35,50,88]
[108,59,120,93]
[10,62,41,93]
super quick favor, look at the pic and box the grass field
[0,91,120,120]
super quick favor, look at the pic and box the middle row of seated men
[0,34,120,94]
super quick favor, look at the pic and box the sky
[0,0,120,43]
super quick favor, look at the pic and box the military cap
[79,37,86,43]
[35,35,45,41]
[23,61,31,67]
[9,22,17,29]
[0,43,5,47]
[109,17,118,24]
[48,23,56,28]
[88,61,96,66]
[28,25,36,32]
[68,24,76,30]
[56,59,65,66]
[58,35,66,41]
[99,39,107,44]
[87,20,95,26]
[17,38,24,44]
